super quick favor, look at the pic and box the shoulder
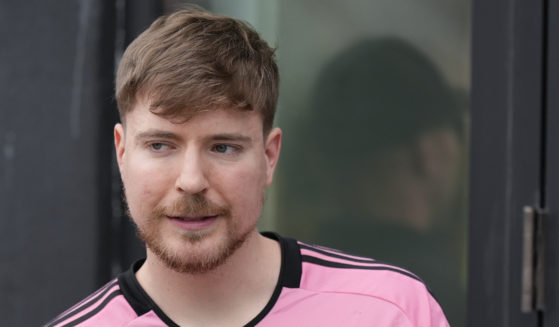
[296,241,449,326]
[43,278,137,327]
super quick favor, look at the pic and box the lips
[170,215,217,221]
[167,214,219,231]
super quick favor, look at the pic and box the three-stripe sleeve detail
[299,242,424,283]
[44,280,120,327]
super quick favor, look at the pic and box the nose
[175,150,209,194]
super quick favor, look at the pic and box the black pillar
[0,0,116,325]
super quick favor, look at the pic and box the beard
[126,193,254,274]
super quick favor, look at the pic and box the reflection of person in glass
[306,38,466,325]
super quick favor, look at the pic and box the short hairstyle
[312,38,464,158]
[115,8,279,133]
[305,38,465,187]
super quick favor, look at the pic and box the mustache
[152,194,231,218]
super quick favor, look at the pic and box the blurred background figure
[279,38,468,325]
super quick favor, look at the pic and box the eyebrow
[133,130,252,143]
[134,130,182,142]
[209,133,252,143]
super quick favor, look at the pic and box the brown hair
[115,8,279,133]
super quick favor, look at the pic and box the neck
[136,230,281,326]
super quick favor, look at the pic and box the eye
[212,144,241,156]
[213,144,232,153]
[148,142,170,152]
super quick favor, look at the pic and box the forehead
[124,100,264,137]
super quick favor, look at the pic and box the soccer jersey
[45,232,449,326]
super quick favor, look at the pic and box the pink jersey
[45,233,449,326]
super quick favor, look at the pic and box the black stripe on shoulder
[301,255,423,283]
[298,243,377,264]
[59,289,122,327]
[44,280,119,327]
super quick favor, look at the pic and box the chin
[142,223,253,274]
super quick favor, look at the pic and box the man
[46,8,449,327]
[303,38,467,324]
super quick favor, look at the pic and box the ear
[264,127,282,186]
[114,123,126,169]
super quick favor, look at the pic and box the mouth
[166,214,220,231]
[169,215,218,221]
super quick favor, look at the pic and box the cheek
[122,158,175,215]
[218,161,267,213]
[222,155,266,188]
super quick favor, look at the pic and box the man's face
[114,99,281,274]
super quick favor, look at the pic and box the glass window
[169,1,470,325]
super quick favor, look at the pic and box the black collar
[117,232,302,327]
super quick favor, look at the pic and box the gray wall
[0,0,117,325]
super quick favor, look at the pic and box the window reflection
[166,1,470,325]
[280,38,468,325]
